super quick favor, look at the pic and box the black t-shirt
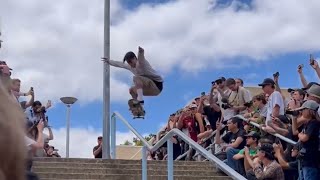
[93,145,102,158]
[203,106,221,130]
[301,120,320,167]
[221,128,246,150]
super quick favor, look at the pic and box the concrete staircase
[32,158,231,180]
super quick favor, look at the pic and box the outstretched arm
[102,57,131,70]
[297,65,308,88]
[310,60,320,80]
[138,46,145,61]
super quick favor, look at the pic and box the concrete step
[32,158,230,180]
[37,173,231,180]
[32,167,220,176]
[32,162,217,171]
[33,158,214,166]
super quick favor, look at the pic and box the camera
[285,109,300,116]
[310,54,315,65]
[273,72,280,77]
[221,103,232,109]
[221,97,232,109]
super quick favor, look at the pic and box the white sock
[137,88,143,102]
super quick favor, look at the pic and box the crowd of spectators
[0,34,60,180]
[149,59,320,180]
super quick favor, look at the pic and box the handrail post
[142,146,147,180]
[110,114,116,159]
[167,139,173,180]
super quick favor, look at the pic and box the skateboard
[128,99,145,119]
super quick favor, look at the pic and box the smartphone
[310,54,315,65]
[30,87,34,91]
[201,92,206,96]
[273,72,279,77]
[298,64,304,69]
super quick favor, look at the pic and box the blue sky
[2,0,320,157]
[44,0,320,137]
[46,52,320,135]
[44,0,320,142]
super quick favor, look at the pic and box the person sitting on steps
[102,46,163,110]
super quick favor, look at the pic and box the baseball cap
[287,88,295,93]
[258,78,275,86]
[214,77,226,83]
[287,88,305,94]
[245,131,260,140]
[294,100,319,111]
[302,82,320,91]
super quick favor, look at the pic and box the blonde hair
[0,80,26,180]
[11,78,21,84]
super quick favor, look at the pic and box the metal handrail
[176,125,227,161]
[235,115,298,145]
[112,111,246,180]
[178,114,298,162]
[175,130,216,161]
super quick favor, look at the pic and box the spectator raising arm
[297,64,308,88]
[310,58,320,80]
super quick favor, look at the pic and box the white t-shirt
[216,89,234,121]
[266,91,285,125]
[245,88,252,101]
[259,105,268,118]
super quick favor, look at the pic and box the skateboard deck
[128,99,145,119]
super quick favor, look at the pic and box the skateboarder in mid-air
[102,46,163,117]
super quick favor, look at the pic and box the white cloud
[1,0,320,103]
[47,127,137,158]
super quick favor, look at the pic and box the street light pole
[102,0,111,159]
[60,97,78,158]
[65,104,71,158]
